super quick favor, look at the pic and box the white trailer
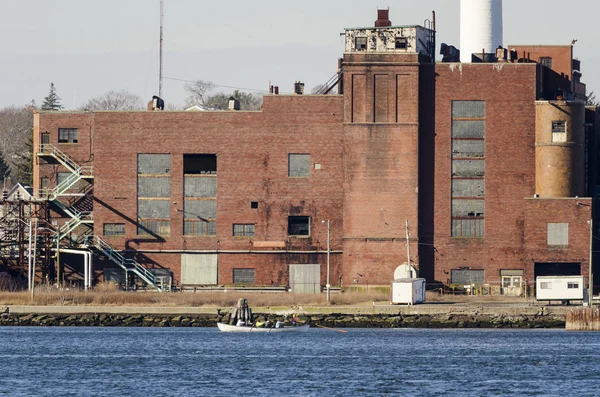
[536,276,585,303]
[391,278,426,305]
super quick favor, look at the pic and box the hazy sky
[1,0,599,109]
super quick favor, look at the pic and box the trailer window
[567,282,579,289]
[540,282,552,289]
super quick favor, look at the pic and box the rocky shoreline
[0,312,565,328]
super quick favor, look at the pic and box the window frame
[58,128,79,144]
[288,216,311,237]
[355,37,368,51]
[232,224,255,237]
[395,37,408,49]
[233,268,255,284]
[288,153,310,178]
[103,223,126,237]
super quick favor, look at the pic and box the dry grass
[0,284,390,308]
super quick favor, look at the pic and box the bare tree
[0,106,33,178]
[184,80,216,108]
[81,90,144,111]
[204,90,263,111]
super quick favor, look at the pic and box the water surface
[0,327,598,396]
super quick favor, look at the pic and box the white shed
[536,276,585,302]
[391,278,426,305]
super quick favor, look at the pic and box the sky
[1,0,599,109]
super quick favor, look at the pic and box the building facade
[32,10,598,294]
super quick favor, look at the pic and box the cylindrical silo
[535,101,586,198]
[460,0,503,63]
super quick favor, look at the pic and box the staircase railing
[37,144,93,176]
[94,237,163,291]
[314,69,343,95]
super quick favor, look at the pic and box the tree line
[0,81,266,187]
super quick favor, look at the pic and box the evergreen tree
[41,82,63,111]
[14,129,33,185]
[0,151,10,183]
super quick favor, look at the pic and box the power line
[163,76,281,94]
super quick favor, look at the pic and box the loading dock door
[289,264,321,294]
[181,254,217,285]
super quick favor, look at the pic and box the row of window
[104,216,311,237]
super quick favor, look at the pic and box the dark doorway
[534,262,581,278]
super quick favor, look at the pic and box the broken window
[137,154,171,236]
[41,133,50,144]
[395,37,408,49]
[451,101,485,238]
[183,154,217,236]
[540,57,553,69]
[355,37,367,51]
[547,223,568,246]
[288,154,310,177]
[552,121,567,143]
[103,223,125,236]
[184,154,217,175]
[288,216,310,236]
[233,224,255,237]
[58,128,78,144]
[233,268,255,284]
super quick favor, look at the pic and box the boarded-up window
[450,269,484,285]
[103,223,125,236]
[288,154,310,177]
[451,101,485,238]
[233,269,255,284]
[181,254,217,285]
[137,154,170,236]
[548,223,568,246]
[185,178,217,198]
[184,154,217,236]
[137,154,170,175]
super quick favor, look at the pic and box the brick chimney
[375,9,392,27]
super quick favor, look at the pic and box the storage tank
[460,0,503,63]
[535,101,585,198]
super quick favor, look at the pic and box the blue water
[0,328,599,396]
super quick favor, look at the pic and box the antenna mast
[159,0,164,98]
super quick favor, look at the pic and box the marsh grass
[0,284,390,307]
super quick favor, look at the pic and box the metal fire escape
[36,144,165,291]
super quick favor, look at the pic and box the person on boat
[275,320,284,329]
[292,315,297,326]
[255,320,265,328]
[236,319,246,327]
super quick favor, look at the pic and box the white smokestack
[460,0,503,63]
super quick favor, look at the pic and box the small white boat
[217,323,310,333]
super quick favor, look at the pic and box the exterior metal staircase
[37,144,93,200]
[94,237,166,291]
[314,69,344,95]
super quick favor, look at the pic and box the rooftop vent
[294,81,305,95]
[375,9,392,27]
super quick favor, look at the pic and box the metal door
[181,254,217,285]
[289,264,320,294]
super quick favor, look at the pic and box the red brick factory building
[32,5,599,295]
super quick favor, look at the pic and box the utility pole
[159,0,164,98]
[321,220,331,302]
[405,220,412,278]
[589,219,594,306]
